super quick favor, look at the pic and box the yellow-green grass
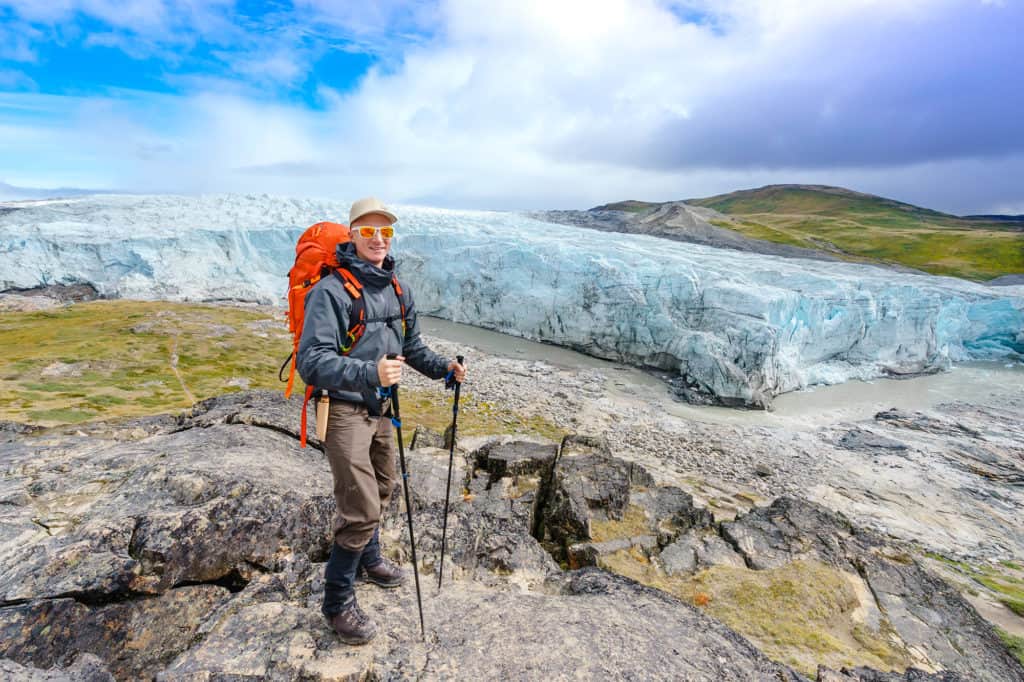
[590,504,652,542]
[997,627,1024,666]
[690,185,1024,281]
[0,300,566,443]
[597,550,911,677]
[925,552,1024,617]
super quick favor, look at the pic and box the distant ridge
[963,214,1024,224]
[685,184,999,224]
[0,181,111,201]
[586,184,1024,281]
[590,199,660,213]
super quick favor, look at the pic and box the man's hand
[447,359,466,383]
[377,355,405,387]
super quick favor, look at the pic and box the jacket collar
[336,242,395,288]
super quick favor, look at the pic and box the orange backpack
[280,220,407,447]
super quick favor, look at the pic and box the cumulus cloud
[0,0,1021,213]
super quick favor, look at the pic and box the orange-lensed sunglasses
[354,225,395,239]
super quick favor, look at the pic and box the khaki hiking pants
[322,399,398,551]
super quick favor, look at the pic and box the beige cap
[349,196,398,225]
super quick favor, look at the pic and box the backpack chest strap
[333,268,407,354]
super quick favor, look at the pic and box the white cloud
[0,0,1020,214]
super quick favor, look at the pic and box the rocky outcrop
[1,391,1020,680]
[533,202,843,263]
[0,654,115,681]
[817,667,967,681]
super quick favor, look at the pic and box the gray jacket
[296,242,450,414]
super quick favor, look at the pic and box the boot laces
[350,601,370,626]
[339,600,369,627]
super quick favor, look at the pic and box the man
[297,196,466,644]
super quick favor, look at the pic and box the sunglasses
[354,225,395,239]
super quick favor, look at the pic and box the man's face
[351,212,393,267]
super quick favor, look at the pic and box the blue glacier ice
[1,193,1022,407]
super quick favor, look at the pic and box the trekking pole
[386,354,426,640]
[438,355,465,590]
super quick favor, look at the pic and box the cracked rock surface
[0,391,1021,681]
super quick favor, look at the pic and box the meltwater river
[422,315,1024,428]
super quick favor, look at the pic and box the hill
[682,184,1024,280]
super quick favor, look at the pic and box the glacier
[1,193,1022,408]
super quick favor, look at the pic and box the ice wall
[1,193,1022,407]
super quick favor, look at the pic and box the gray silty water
[422,315,1024,428]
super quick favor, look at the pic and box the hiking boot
[327,597,378,645]
[322,542,361,619]
[360,557,405,588]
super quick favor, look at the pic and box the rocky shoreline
[409,334,1024,561]
[1,386,1022,679]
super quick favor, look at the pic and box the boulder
[720,496,864,571]
[837,429,909,452]
[474,439,558,480]
[661,531,746,575]
[630,486,714,544]
[410,425,445,450]
[540,445,632,548]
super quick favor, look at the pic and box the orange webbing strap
[292,272,322,292]
[391,276,407,335]
[300,384,314,448]
[341,305,366,354]
[336,268,363,299]
[284,340,298,399]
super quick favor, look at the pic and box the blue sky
[1,0,1022,213]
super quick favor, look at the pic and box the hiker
[296,197,467,644]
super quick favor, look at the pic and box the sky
[0,0,1022,213]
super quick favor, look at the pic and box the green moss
[1001,598,1024,617]
[996,628,1024,666]
[83,394,129,407]
[924,552,972,572]
[23,382,70,392]
[972,570,1024,616]
[926,553,1024,617]
[27,407,97,423]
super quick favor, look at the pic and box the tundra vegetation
[601,185,1024,280]
[0,300,564,444]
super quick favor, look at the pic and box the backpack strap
[300,270,407,448]
[334,268,367,354]
[391,276,407,337]
[300,384,314,448]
